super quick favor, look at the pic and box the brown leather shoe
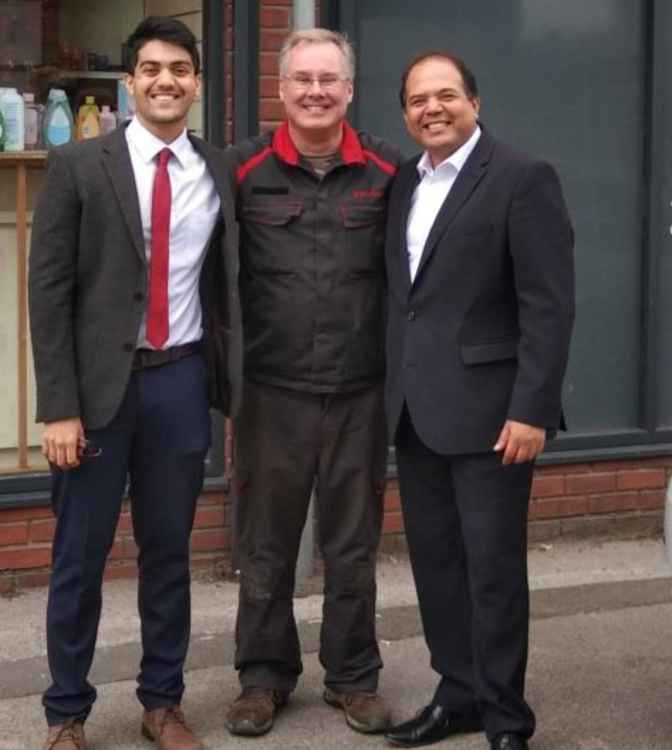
[324,688,392,733]
[225,688,289,736]
[141,706,203,750]
[43,721,87,750]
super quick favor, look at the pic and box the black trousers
[395,408,536,741]
[43,354,211,726]
[234,380,387,693]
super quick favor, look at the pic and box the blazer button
[123,342,134,352]
[133,292,144,301]
[407,310,417,321]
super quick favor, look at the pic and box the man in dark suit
[29,17,241,750]
[383,52,574,750]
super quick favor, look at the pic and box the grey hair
[278,28,355,79]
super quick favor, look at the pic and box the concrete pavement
[2,538,672,749]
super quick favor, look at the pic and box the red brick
[16,570,51,589]
[565,473,616,495]
[382,512,404,534]
[194,506,227,528]
[617,469,666,491]
[116,513,133,533]
[529,496,590,520]
[634,490,665,510]
[0,546,52,570]
[0,507,52,523]
[261,29,287,52]
[260,53,279,76]
[531,474,565,499]
[104,561,138,581]
[384,488,401,511]
[0,576,16,595]
[587,492,642,515]
[29,518,56,543]
[538,462,593,476]
[260,76,280,98]
[261,7,291,28]
[190,529,230,553]
[0,523,28,546]
[260,99,286,120]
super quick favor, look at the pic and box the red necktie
[147,147,172,349]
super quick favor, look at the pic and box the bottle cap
[85,96,95,104]
[101,105,111,113]
[23,93,35,103]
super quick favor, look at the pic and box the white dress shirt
[125,117,221,349]
[406,125,481,282]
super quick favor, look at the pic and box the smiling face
[403,56,480,167]
[125,39,201,142]
[279,41,353,143]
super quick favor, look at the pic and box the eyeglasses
[79,440,103,460]
[282,74,350,91]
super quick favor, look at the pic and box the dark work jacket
[226,122,400,393]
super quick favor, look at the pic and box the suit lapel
[101,126,146,264]
[399,163,421,294]
[412,130,494,286]
[189,135,230,210]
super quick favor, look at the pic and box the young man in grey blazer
[29,17,241,750]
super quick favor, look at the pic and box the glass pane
[0,0,204,474]
[345,0,645,435]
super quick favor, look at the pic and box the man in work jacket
[223,28,400,738]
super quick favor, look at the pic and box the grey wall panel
[342,0,646,435]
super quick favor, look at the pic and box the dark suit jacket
[385,128,575,455]
[29,125,243,429]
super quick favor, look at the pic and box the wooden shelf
[0,152,48,168]
[57,70,124,80]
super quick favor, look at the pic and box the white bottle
[2,88,25,151]
[99,105,117,135]
[23,93,39,150]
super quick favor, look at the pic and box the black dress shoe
[384,704,482,747]
[491,733,529,750]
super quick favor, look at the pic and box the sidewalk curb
[3,576,672,701]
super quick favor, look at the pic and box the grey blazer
[29,124,243,429]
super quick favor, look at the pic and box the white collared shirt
[406,125,481,282]
[125,117,221,349]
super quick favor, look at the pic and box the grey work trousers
[233,379,388,693]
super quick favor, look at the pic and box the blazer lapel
[397,161,421,294]
[413,130,494,285]
[101,126,146,264]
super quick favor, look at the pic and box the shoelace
[47,722,83,749]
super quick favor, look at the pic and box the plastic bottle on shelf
[2,88,25,152]
[76,96,101,140]
[42,89,74,149]
[99,105,117,135]
[23,93,39,150]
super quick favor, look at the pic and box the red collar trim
[271,121,366,166]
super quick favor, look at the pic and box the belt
[132,342,201,371]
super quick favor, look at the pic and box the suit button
[123,342,134,352]
[407,310,417,321]
[133,292,144,301]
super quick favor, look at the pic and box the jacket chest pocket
[340,203,386,273]
[239,200,304,274]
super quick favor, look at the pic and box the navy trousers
[395,407,536,741]
[43,354,211,726]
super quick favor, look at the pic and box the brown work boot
[324,687,391,733]
[225,687,289,736]
[141,706,203,750]
[43,721,87,750]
